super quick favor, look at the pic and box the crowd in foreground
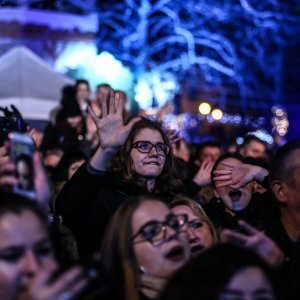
[0,81,299,300]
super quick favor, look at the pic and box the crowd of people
[0,80,299,300]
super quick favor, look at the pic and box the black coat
[55,163,174,261]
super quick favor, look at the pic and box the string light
[271,105,289,137]
[211,108,223,120]
[198,102,211,115]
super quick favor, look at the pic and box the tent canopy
[0,46,74,120]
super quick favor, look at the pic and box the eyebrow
[0,238,51,251]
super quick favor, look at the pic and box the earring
[139,265,147,274]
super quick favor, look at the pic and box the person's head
[16,154,34,190]
[239,135,266,158]
[75,79,90,103]
[160,244,276,300]
[211,153,256,212]
[60,95,83,129]
[270,139,300,216]
[101,195,190,300]
[96,83,111,104]
[170,195,218,257]
[0,194,56,300]
[43,147,64,169]
[195,141,222,166]
[109,118,178,193]
[52,151,86,182]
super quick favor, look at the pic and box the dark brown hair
[109,118,180,194]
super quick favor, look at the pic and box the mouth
[190,245,204,257]
[144,161,160,166]
[165,246,185,261]
[229,190,242,202]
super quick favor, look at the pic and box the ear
[271,180,288,204]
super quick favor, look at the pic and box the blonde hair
[170,194,219,244]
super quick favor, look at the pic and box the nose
[165,225,179,242]
[21,251,40,276]
[186,228,199,243]
[148,145,159,156]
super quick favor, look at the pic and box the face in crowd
[239,139,266,159]
[0,209,56,300]
[213,157,255,212]
[76,82,90,103]
[218,266,275,300]
[171,200,216,258]
[132,200,190,278]
[199,146,221,165]
[130,128,169,179]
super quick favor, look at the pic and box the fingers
[88,105,99,124]
[237,219,259,235]
[222,229,248,246]
[101,91,108,117]
[109,88,115,114]
[125,117,141,132]
[0,161,17,189]
[49,267,88,296]
[116,92,124,115]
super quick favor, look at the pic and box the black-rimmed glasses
[131,141,170,156]
[132,214,188,247]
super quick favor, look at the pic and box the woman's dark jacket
[55,163,175,261]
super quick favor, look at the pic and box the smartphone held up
[9,132,36,199]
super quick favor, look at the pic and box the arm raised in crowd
[88,89,140,171]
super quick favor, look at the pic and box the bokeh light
[199,102,211,115]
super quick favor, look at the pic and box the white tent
[0,46,74,120]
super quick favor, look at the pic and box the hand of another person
[140,273,167,299]
[0,144,18,191]
[19,264,88,300]
[193,159,214,186]
[0,144,52,210]
[27,128,44,150]
[165,129,181,146]
[33,152,52,210]
[213,162,268,189]
[222,220,284,268]
[88,89,140,150]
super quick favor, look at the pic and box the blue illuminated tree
[96,0,300,110]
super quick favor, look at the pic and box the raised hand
[222,220,284,267]
[88,89,140,150]
[213,162,268,189]
[193,159,214,186]
[19,264,88,300]
[0,143,17,191]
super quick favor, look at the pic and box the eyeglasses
[132,214,188,247]
[131,141,170,156]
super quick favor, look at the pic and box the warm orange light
[211,108,223,120]
[199,102,211,115]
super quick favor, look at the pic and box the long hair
[170,194,219,244]
[101,195,166,300]
[108,118,181,194]
[159,244,277,300]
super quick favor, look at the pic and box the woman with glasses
[56,89,181,261]
[98,195,190,300]
[170,195,218,258]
